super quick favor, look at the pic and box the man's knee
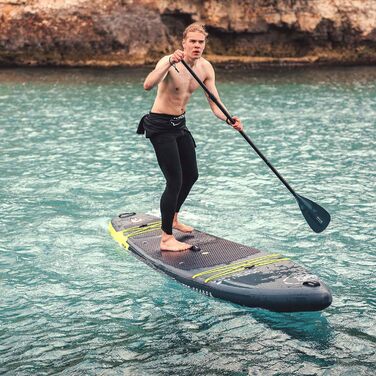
[184,170,198,186]
[192,171,199,184]
[166,176,183,195]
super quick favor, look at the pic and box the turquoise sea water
[0,66,375,375]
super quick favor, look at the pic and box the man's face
[183,31,206,59]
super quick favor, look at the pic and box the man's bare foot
[160,234,191,252]
[173,221,194,233]
[173,213,194,233]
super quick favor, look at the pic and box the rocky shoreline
[1,0,375,68]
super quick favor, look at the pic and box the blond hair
[183,22,208,40]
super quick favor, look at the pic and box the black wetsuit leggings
[150,131,198,235]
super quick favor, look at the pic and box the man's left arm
[204,62,243,131]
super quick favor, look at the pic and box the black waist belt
[137,112,188,138]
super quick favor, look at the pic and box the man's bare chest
[168,69,205,95]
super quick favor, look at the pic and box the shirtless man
[139,23,243,251]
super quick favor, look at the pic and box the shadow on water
[247,308,333,346]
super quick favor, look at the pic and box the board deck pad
[131,229,260,270]
[109,212,332,312]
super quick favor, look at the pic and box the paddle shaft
[181,60,297,198]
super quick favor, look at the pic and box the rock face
[0,0,375,66]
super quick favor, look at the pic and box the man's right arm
[143,56,171,91]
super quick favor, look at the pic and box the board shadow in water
[248,308,333,347]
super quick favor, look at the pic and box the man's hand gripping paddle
[181,60,331,233]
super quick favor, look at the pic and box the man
[138,22,243,251]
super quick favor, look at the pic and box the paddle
[181,59,331,233]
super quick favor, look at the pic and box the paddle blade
[296,195,331,233]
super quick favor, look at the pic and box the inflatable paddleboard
[109,212,332,312]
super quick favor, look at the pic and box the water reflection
[1,65,376,87]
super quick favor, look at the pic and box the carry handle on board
[181,59,331,233]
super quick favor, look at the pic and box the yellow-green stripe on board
[192,253,282,279]
[108,221,161,250]
[203,258,290,283]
